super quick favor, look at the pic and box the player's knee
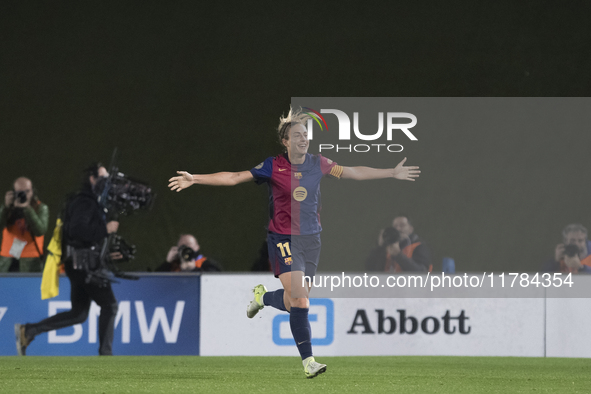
[284,291,308,305]
[290,297,309,309]
[73,309,89,324]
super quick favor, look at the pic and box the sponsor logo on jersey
[293,186,308,202]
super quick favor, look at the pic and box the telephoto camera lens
[15,191,27,204]
[178,245,196,262]
[564,244,580,258]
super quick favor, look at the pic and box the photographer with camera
[15,164,122,356]
[366,227,403,272]
[543,224,591,274]
[156,234,221,272]
[0,177,49,272]
[366,215,431,272]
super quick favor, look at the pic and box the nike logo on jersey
[278,168,287,171]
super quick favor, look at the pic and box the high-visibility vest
[559,254,591,273]
[0,218,44,258]
[386,242,433,272]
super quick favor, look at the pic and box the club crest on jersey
[294,172,302,179]
[284,257,292,265]
[293,186,307,202]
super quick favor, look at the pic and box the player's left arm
[341,158,420,181]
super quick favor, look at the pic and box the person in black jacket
[15,164,121,356]
[390,215,431,272]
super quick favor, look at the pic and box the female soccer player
[168,108,420,378]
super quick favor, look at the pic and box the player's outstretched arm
[341,157,420,181]
[168,170,253,192]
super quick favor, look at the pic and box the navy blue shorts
[267,232,321,278]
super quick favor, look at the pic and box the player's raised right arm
[168,170,253,192]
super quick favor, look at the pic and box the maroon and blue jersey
[250,153,343,235]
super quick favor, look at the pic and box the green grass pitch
[1,356,590,393]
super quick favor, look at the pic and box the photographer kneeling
[15,164,121,356]
[157,234,221,272]
[0,177,49,272]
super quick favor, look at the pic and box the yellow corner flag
[41,218,63,300]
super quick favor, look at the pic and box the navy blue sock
[290,307,313,360]
[262,289,287,312]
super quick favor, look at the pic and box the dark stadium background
[1,1,590,273]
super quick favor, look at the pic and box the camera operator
[156,234,221,272]
[543,224,591,274]
[15,164,121,356]
[0,177,49,272]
